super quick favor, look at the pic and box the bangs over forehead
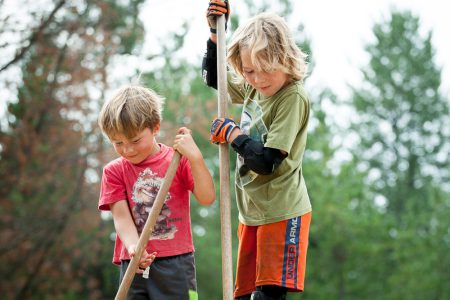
[98,85,164,139]
[240,14,287,72]
[228,12,307,81]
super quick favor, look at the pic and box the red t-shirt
[99,144,195,264]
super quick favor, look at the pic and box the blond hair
[228,12,307,82]
[98,85,164,139]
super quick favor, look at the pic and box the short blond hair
[98,85,164,139]
[228,12,307,82]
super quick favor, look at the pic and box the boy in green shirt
[203,2,312,299]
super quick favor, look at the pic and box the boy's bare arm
[189,156,216,206]
[173,128,216,206]
[110,200,141,249]
[110,200,156,271]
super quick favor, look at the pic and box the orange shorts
[234,212,311,298]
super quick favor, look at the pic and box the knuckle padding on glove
[212,119,235,140]
[209,7,227,14]
[209,0,227,7]
[231,135,286,175]
[208,10,225,17]
[212,120,227,136]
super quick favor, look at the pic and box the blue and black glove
[210,117,238,144]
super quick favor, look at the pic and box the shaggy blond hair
[98,85,164,139]
[228,12,307,82]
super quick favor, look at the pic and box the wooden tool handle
[216,13,234,300]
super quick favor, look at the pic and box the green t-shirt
[228,74,312,226]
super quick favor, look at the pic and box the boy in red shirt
[98,85,215,299]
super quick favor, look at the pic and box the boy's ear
[152,123,161,135]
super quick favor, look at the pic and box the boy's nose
[254,72,265,84]
[123,145,134,154]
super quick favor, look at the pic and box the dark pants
[119,252,197,300]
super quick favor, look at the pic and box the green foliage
[1,0,448,299]
[346,9,450,299]
[352,10,449,205]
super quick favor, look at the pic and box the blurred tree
[286,90,388,300]
[347,10,450,299]
[0,0,145,299]
[351,10,449,219]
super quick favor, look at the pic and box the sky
[1,0,449,122]
[136,0,450,167]
[140,0,450,99]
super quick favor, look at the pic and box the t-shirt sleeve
[98,164,127,211]
[265,92,308,154]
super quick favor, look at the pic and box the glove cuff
[225,123,239,142]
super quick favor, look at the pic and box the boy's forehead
[110,130,142,141]
[109,132,127,142]
[240,49,256,67]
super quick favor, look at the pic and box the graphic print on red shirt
[132,167,177,239]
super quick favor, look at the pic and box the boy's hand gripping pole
[114,152,182,300]
[217,10,234,300]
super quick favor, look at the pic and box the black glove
[206,0,230,34]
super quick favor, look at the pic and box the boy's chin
[124,156,144,164]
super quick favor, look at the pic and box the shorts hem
[234,288,255,298]
[256,280,304,293]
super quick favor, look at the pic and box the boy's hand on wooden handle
[206,0,230,33]
[210,117,238,144]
